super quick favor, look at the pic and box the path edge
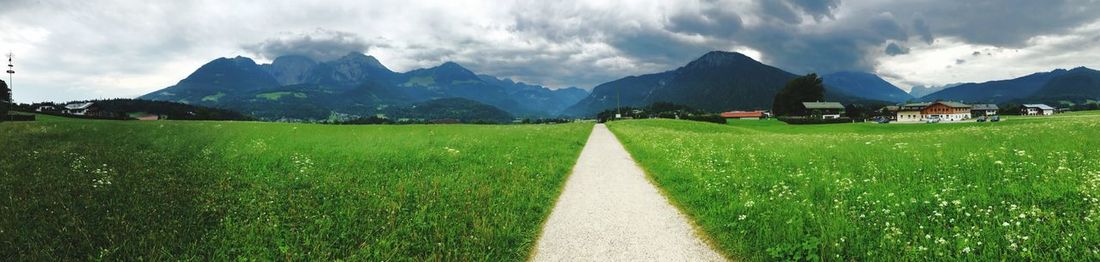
[604,122,736,261]
[524,123,596,261]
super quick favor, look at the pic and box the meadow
[608,112,1100,261]
[0,114,592,260]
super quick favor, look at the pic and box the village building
[879,106,900,121]
[63,102,97,116]
[971,104,999,116]
[801,102,846,119]
[35,105,57,112]
[895,102,930,123]
[894,101,972,123]
[720,111,767,120]
[1021,104,1055,116]
[924,101,972,121]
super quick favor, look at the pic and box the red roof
[720,111,765,118]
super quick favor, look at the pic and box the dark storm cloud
[729,11,911,74]
[912,18,934,44]
[889,0,1100,47]
[787,0,840,21]
[666,8,743,37]
[886,43,910,56]
[758,0,803,24]
[243,29,372,62]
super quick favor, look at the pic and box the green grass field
[609,112,1100,261]
[0,115,592,260]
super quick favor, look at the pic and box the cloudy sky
[2,0,1099,103]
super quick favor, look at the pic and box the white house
[801,102,846,119]
[970,104,999,116]
[1021,104,1055,116]
[894,101,972,123]
[63,102,95,116]
[35,105,57,112]
[895,102,929,123]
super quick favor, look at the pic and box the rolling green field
[0,115,592,260]
[609,112,1100,261]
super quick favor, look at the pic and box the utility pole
[6,52,13,94]
[616,86,621,119]
[5,52,12,108]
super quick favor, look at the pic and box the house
[801,102,846,119]
[971,104,999,116]
[878,106,900,120]
[1021,104,1055,116]
[894,101,972,123]
[63,102,96,116]
[924,101,972,121]
[895,102,930,123]
[35,105,57,112]
[720,111,767,120]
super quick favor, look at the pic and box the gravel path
[532,124,725,261]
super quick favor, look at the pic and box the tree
[0,80,10,119]
[772,73,825,116]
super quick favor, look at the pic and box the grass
[608,111,1100,261]
[202,92,226,102]
[0,114,592,260]
[256,91,307,101]
[403,76,436,87]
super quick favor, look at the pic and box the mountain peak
[271,54,316,64]
[685,51,759,69]
[225,56,259,66]
[437,61,468,71]
[700,51,753,61]
[334,52,386,69]
[1070,66,1097,73]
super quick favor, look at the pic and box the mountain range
[141,50,1100,121]
[821,71,912,103]
[920,67,1100,104]
[140,52,587,121]
[908,83,960,98]
[563,52,899,116]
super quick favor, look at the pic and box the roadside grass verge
[609,111,1100,261]
[1,116,591,260]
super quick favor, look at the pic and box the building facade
[894,101,972,123]
[720,111,766,120]
[970,104,999,116]
[1022,104,1055,115]
[801,102,846,119]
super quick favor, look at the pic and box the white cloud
[878,20,1100,91]
[0,0,1098,103]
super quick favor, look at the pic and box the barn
[720,111,767,120]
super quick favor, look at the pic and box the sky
[2,0,1099,103]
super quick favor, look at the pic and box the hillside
[564,52,796,116]
[921,69,1071,103]
[27,99,251,120]
[821,71,912,103]
[140,53,587,121]
[386,97,514,123]
[563,51,880,117]
[1029,67,1100,101]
